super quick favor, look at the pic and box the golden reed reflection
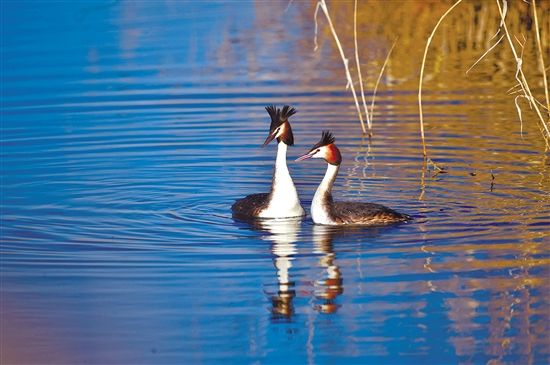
[421,238,549,362]
[250,0,549,94]
[216,1,550,140]
[217,1,549,359]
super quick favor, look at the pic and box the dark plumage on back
[231,193,270,219]
[328,201,412,225]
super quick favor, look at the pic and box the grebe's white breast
[259,142,305,218]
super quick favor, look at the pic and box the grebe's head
[295,130,342,166]
[262,105,297,148]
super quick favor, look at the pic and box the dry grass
[354,0,371,135]
[531,0,549,116]
[308,0,549,154]
[417,0,549,154]
[370,37,398,125]
[313,0,398,136]
[314,0,367,134]
[494,0,549,142]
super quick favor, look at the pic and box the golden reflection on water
[77,0,550,360]
[4,1,548,362]
[235,1,549,360]
[275,1,548,89]
[239,1,550,133]
[256,216,548,360]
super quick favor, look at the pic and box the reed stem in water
[315,0,366,134]
[418,0,463,157]
[531,0,550,120]
[495,0,549,141]
[370,37,398,125]
[354,0,371,135]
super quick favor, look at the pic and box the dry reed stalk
[315,0,367,134]
[354,0,372,135]
[419,157,427,201]
[531,0,550,119]
[466,33,505,75]
[495,0,550,141]
[370,37,398,125]
[418,0,463,157]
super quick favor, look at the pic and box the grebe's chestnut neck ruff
[231,105,306,219]
[296,130,411,225]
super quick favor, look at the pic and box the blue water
[2,1,549,364]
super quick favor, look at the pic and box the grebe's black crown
[311,130,336,151]
[265,105,297,146]
[265,105,297,130]
[280,105,297,121]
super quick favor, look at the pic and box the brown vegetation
[309,0,549,154]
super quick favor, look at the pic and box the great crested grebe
[295,130,412,225]
[231,105,306,219]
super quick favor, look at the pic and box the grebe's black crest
[296,129,341,166]
[265,105,279,124]
[265,105,297,146]
[311,130,335,151]
[280,105,297,121]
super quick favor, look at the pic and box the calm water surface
[2,1,549,364]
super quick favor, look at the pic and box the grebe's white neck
[259,142,305,218]
[311,163,340,225]
[273,142,292,188]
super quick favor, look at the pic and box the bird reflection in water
[311,225,344,314]
[239,218,346,319]
[257,218,301,322]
